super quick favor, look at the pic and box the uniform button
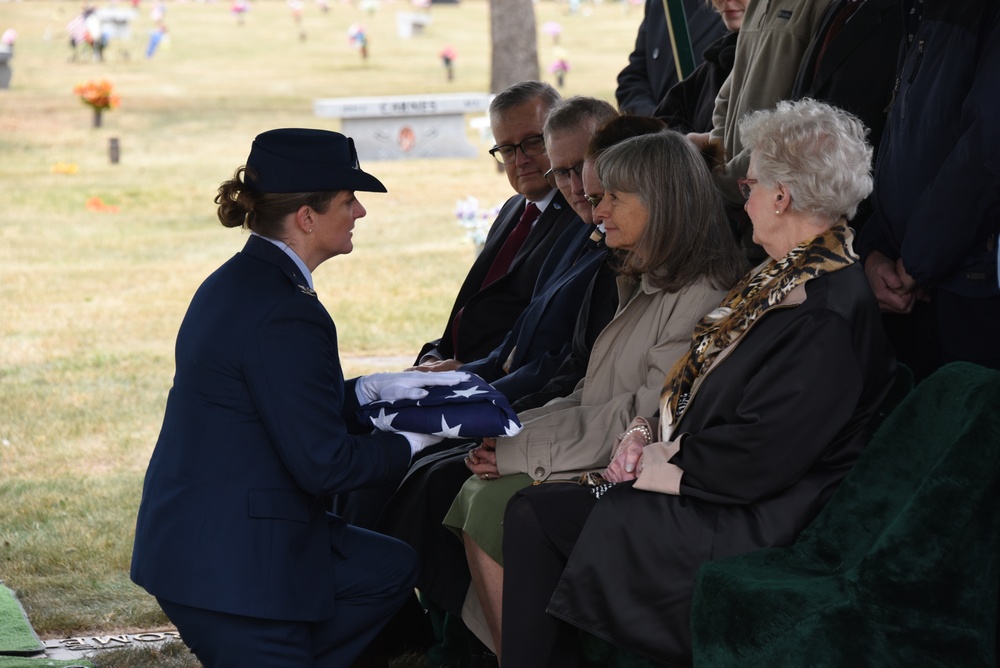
[534,467,545,477]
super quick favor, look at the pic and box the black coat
[791,0,904,228]
[132,236,412,622]
[546,263,896,665]
[616,0,728,116]
[654,30,738,134]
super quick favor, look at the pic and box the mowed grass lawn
[0,0,642,639]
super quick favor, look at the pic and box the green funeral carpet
[0,584,43,656]
[0,658,94,668]
[0,584,94,668]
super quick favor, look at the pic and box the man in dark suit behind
[415,81,578,367]
[616,0,728,116]
[791,0,903,228]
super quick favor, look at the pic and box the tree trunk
[489,0,539,94]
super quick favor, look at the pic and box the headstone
[314,92,493,160]
[395,11,432,38]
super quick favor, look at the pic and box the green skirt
[442,472,533,566]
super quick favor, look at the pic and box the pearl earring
[775,209,781,215]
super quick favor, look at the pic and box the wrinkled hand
[399,431,444,456]
[603,434,645,483]
[895,257,931,304]
[465,437,500,481]
[864,251,915,314]
[356,370,470,403]
[407,358,465,373]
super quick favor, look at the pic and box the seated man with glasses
[415,96,618,406]
[413,81,580,368]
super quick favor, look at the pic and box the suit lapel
[507,192,569,273]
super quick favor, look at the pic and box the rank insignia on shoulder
[297,284,317,297]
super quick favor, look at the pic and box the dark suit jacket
[511,256,621,413]
[616,0,729,116]
[792,0,903,227]
[460,220,611,403]
[417,191,578,364]
[131,235,412,622]
[654,30,738,134]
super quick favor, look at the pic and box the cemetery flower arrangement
[548,56,570,75]
[548,50,571,87]
[455,196,502,252]
[73,79,121,111]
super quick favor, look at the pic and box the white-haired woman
[500,99,898,667]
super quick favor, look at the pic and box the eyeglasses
[489,134,546,165]
[737,177,759,200]
[584,194,603,208]
[544,162,584,188]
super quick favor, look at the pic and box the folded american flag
[357,373,522,439]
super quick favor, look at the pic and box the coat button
[652,47,660,59]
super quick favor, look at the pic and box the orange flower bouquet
[73,79,121,127]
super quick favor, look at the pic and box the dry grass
[0,0,642,642]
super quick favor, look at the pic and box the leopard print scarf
[659,222,857,440]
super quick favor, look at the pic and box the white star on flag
[449,385,489,399]
[434,414,464,438]
[369,408,399,431]
[504,419,522,437]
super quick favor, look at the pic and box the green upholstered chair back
[691,362,1000,667]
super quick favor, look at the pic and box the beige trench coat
[494,274,726,482]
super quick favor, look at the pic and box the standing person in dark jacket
[130,128,467,667]
[654,0,748,134]
[857,0,1000,377]
[791,0,903,229]
[616,0,728,116]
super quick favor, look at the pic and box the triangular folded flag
[357,373,522,439]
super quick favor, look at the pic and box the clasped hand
[864,251,929,314]
[603,431,646,484]
[465,437,500,481]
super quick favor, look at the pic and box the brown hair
[587,114,668,159]
[214,166,339,239]
[597,131,747,292]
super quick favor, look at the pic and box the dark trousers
[158,524,418,668]
[377,442,479,616]
[501,484,598,668]
[882,291,1000,382]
